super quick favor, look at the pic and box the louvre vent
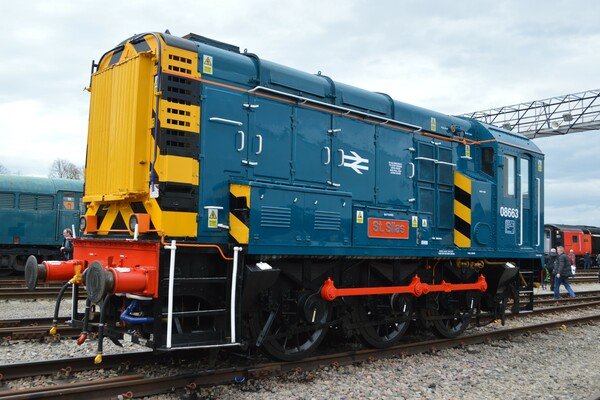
[19,194,36,210]
[314,210,341,231]
[37,195,54,210]
[260,206,291,228]
[0,192,15,209]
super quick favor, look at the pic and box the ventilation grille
[163,74,200,106]
[37,196,54,210]
[19,194,36,210]
[314,211,341,231]
[260,206,291,228]
[0,192,15,209]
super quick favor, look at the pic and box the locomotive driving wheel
[428,292,474,339]
[352,294,413,348]
[249,282,332,361]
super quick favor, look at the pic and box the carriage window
[481,148,494,177]
[503,155,516,197]
[520,158,530,199]
[572,235,578,243]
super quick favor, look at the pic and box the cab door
[519,155,533,248]
[56,191,79,241]
[498,151,519,248]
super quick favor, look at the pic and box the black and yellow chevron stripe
[229,184,250,244]
[454,171,472,248]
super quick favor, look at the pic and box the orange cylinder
[44,260,84,282]
[112,268,148,294]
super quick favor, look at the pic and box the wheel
[429,293,473,339]
[249,291,331,361]
[352,294,413,348]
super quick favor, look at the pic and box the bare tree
[48,159,82,180]
[0,164,8,175]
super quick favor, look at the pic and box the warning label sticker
[388,161,403,176]
[430,117,437,131]
[208,208,218,228]
[411,216,418,228]
[203,55,213,75]
[356,210,364,224]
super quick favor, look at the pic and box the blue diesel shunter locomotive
[0,175,83,273]
[27,33,543,363]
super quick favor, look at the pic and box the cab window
[481,148,494,177]
[503,155,516,197]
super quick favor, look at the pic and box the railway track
[0,287,86,300]
[1,312,599,399]
[0,279,62,289]
[0,299,598,399]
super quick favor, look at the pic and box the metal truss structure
[462,89,600,139]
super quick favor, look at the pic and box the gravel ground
[0,283,599,399]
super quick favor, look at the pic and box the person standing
[568,249,576,267]
[583,252,591,270]
[545,248,558,291]
[60,228,73,261]
[554,246,576,299]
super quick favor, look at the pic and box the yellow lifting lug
[68,264,84,285]
[49,325,57,336]
[94,352,103,364]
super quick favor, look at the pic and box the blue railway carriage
[0,175,83,273]
[28,33,544,363]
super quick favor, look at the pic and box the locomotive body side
[0,175,82,272]
[29,32,545,361]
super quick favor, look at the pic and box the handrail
[248,85,423,132]
[536,177,541,247]
[159,236,233,261]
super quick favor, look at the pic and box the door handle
[323,146,331,165]
[236,130,245,152]
[337,149,345,167]
[408,162,415,178]
[255,134,263,155]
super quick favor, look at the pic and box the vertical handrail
[518,190,524,246]
[536,178,541,247]
[165,240,177,348]
[230,247,241,343]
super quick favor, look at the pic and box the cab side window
[481,147,494,177]
[503,155,516,197]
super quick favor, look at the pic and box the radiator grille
[314,210,341,231]
[260,206,291,228]
[0,192,15,209]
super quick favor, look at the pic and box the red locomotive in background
[544,224,600,266]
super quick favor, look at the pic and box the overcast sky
[0,1,598,225]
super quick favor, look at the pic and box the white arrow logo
[342,151,369,174]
